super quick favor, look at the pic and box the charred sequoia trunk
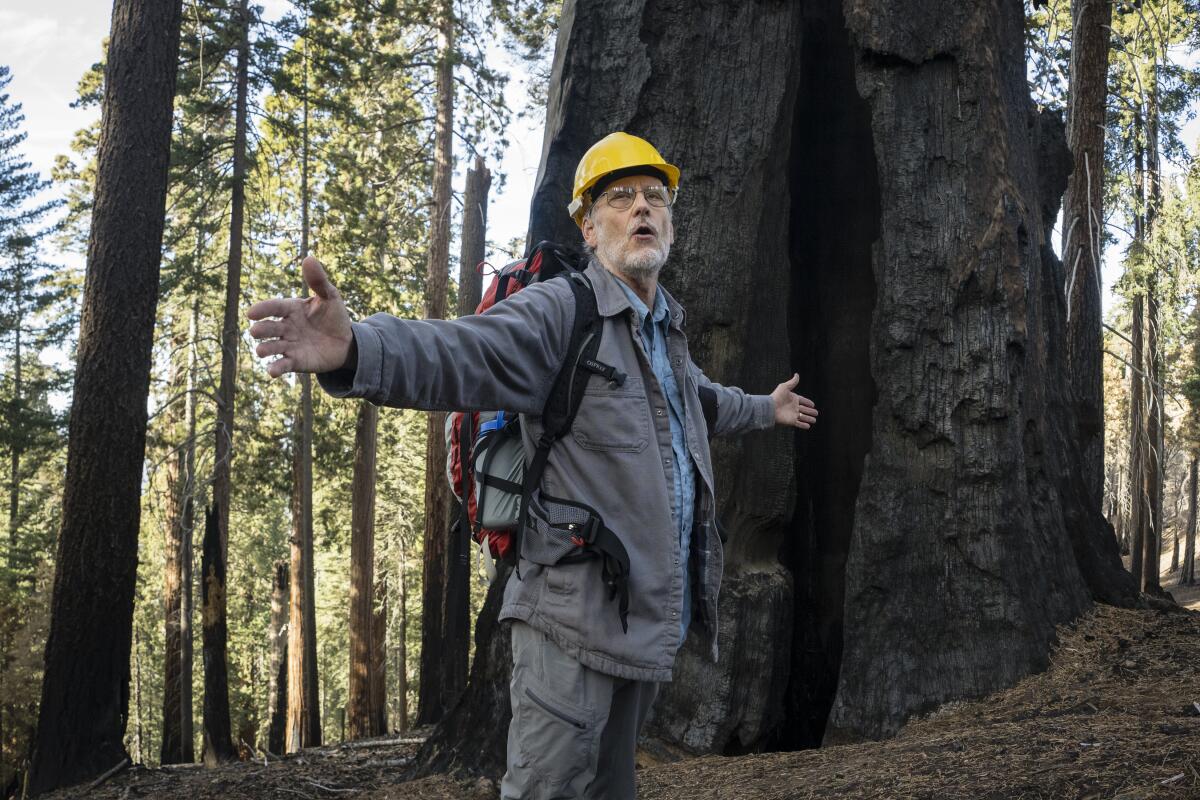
[348,401,379,740]
[413,566,513,777]
[1062,0,1112,506]
[417,0,1137,774]
[27,0,183,793]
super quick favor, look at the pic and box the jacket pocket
[570,376,649,453]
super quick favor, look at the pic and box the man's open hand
[247,256,353,378]
[771,374,818,429]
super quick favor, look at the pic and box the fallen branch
[305,778,357,794]
[85,757,131,793]
[337,736,426,750]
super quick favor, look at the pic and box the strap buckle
[566,516,599,548]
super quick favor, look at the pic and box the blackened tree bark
[267,560,289,755]
[28,0,183,793]
[416,0,458,728]
[1062,0,1112,507]
[417,0,1139,773]
[348,401,379,740]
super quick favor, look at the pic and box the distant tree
[0,63,69,793]
[27,0,184,792]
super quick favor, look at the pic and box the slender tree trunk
[160,337,187,765]
[416,0,457,728]
[200,505,233,765]
[267,561,288,755]
[370,581,388,735]
[348,402,379,740]
[28,0,183,792]
[1062,0,1112,508]
[1129,123,1147,589]
[397,531,409,734]
[203,0,250,765]
[7,316,19,543]
[1142,65,1164,596]
[457,156,491,318]
[1185,453,1197,585]
[438,155,491,705]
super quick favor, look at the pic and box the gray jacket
[318,263,773,681]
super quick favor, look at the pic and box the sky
[1,3,1197,320]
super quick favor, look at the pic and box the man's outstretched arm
[247,256,575,414]
[690,362,819,436]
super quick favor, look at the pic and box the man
[248,132,818,798]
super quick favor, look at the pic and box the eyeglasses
[593,185,677,211]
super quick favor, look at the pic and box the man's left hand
[771,374,818,429]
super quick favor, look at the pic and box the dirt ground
[37,593,1200,800]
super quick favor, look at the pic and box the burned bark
[418,0,1137,773]
[28,0,183,792]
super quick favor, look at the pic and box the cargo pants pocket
[512,669,599,798]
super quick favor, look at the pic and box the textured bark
[203,0,250,765]
[200,507,234,765]
[348,401,379,740]
[27,0,183,792]
[1130,291,1147,585]
[413,566,513,778]
[1142,70,1165,596]
[286,401,320,751]
[160,346,187,765]
[457,156,491,318]
[370,580,388,735]
[1185,454,1197,586]
[179,300,199,764]
[267,561,288,755]
[1062,0,1112,507]
[397,536,410,733]
[417,0,1137,772]
[416,0,458,728]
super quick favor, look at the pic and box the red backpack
[446,241,611,568]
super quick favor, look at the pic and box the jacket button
[664,458,672,467]
[656,408,665,416]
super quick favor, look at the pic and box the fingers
[266,356,295,379]
[247,297,295,320]
[248,319,289,340]
[785,373,800,389]
[255,338,290,358]
[302,255,338,301]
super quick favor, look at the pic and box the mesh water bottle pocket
[520,495,594,566]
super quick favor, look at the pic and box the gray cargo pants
[500,620,660,799]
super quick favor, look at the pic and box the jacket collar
[583,258,686,330]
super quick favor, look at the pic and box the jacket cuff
[316,322,385,401]
[751,393,774,430]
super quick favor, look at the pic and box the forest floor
[39,596,1200,800]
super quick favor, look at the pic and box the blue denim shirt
[615,280,696,641]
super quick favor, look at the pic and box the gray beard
[591,241,667,283]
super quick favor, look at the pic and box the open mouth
[631,223,656,240]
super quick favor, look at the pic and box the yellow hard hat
[567,132,680,225]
